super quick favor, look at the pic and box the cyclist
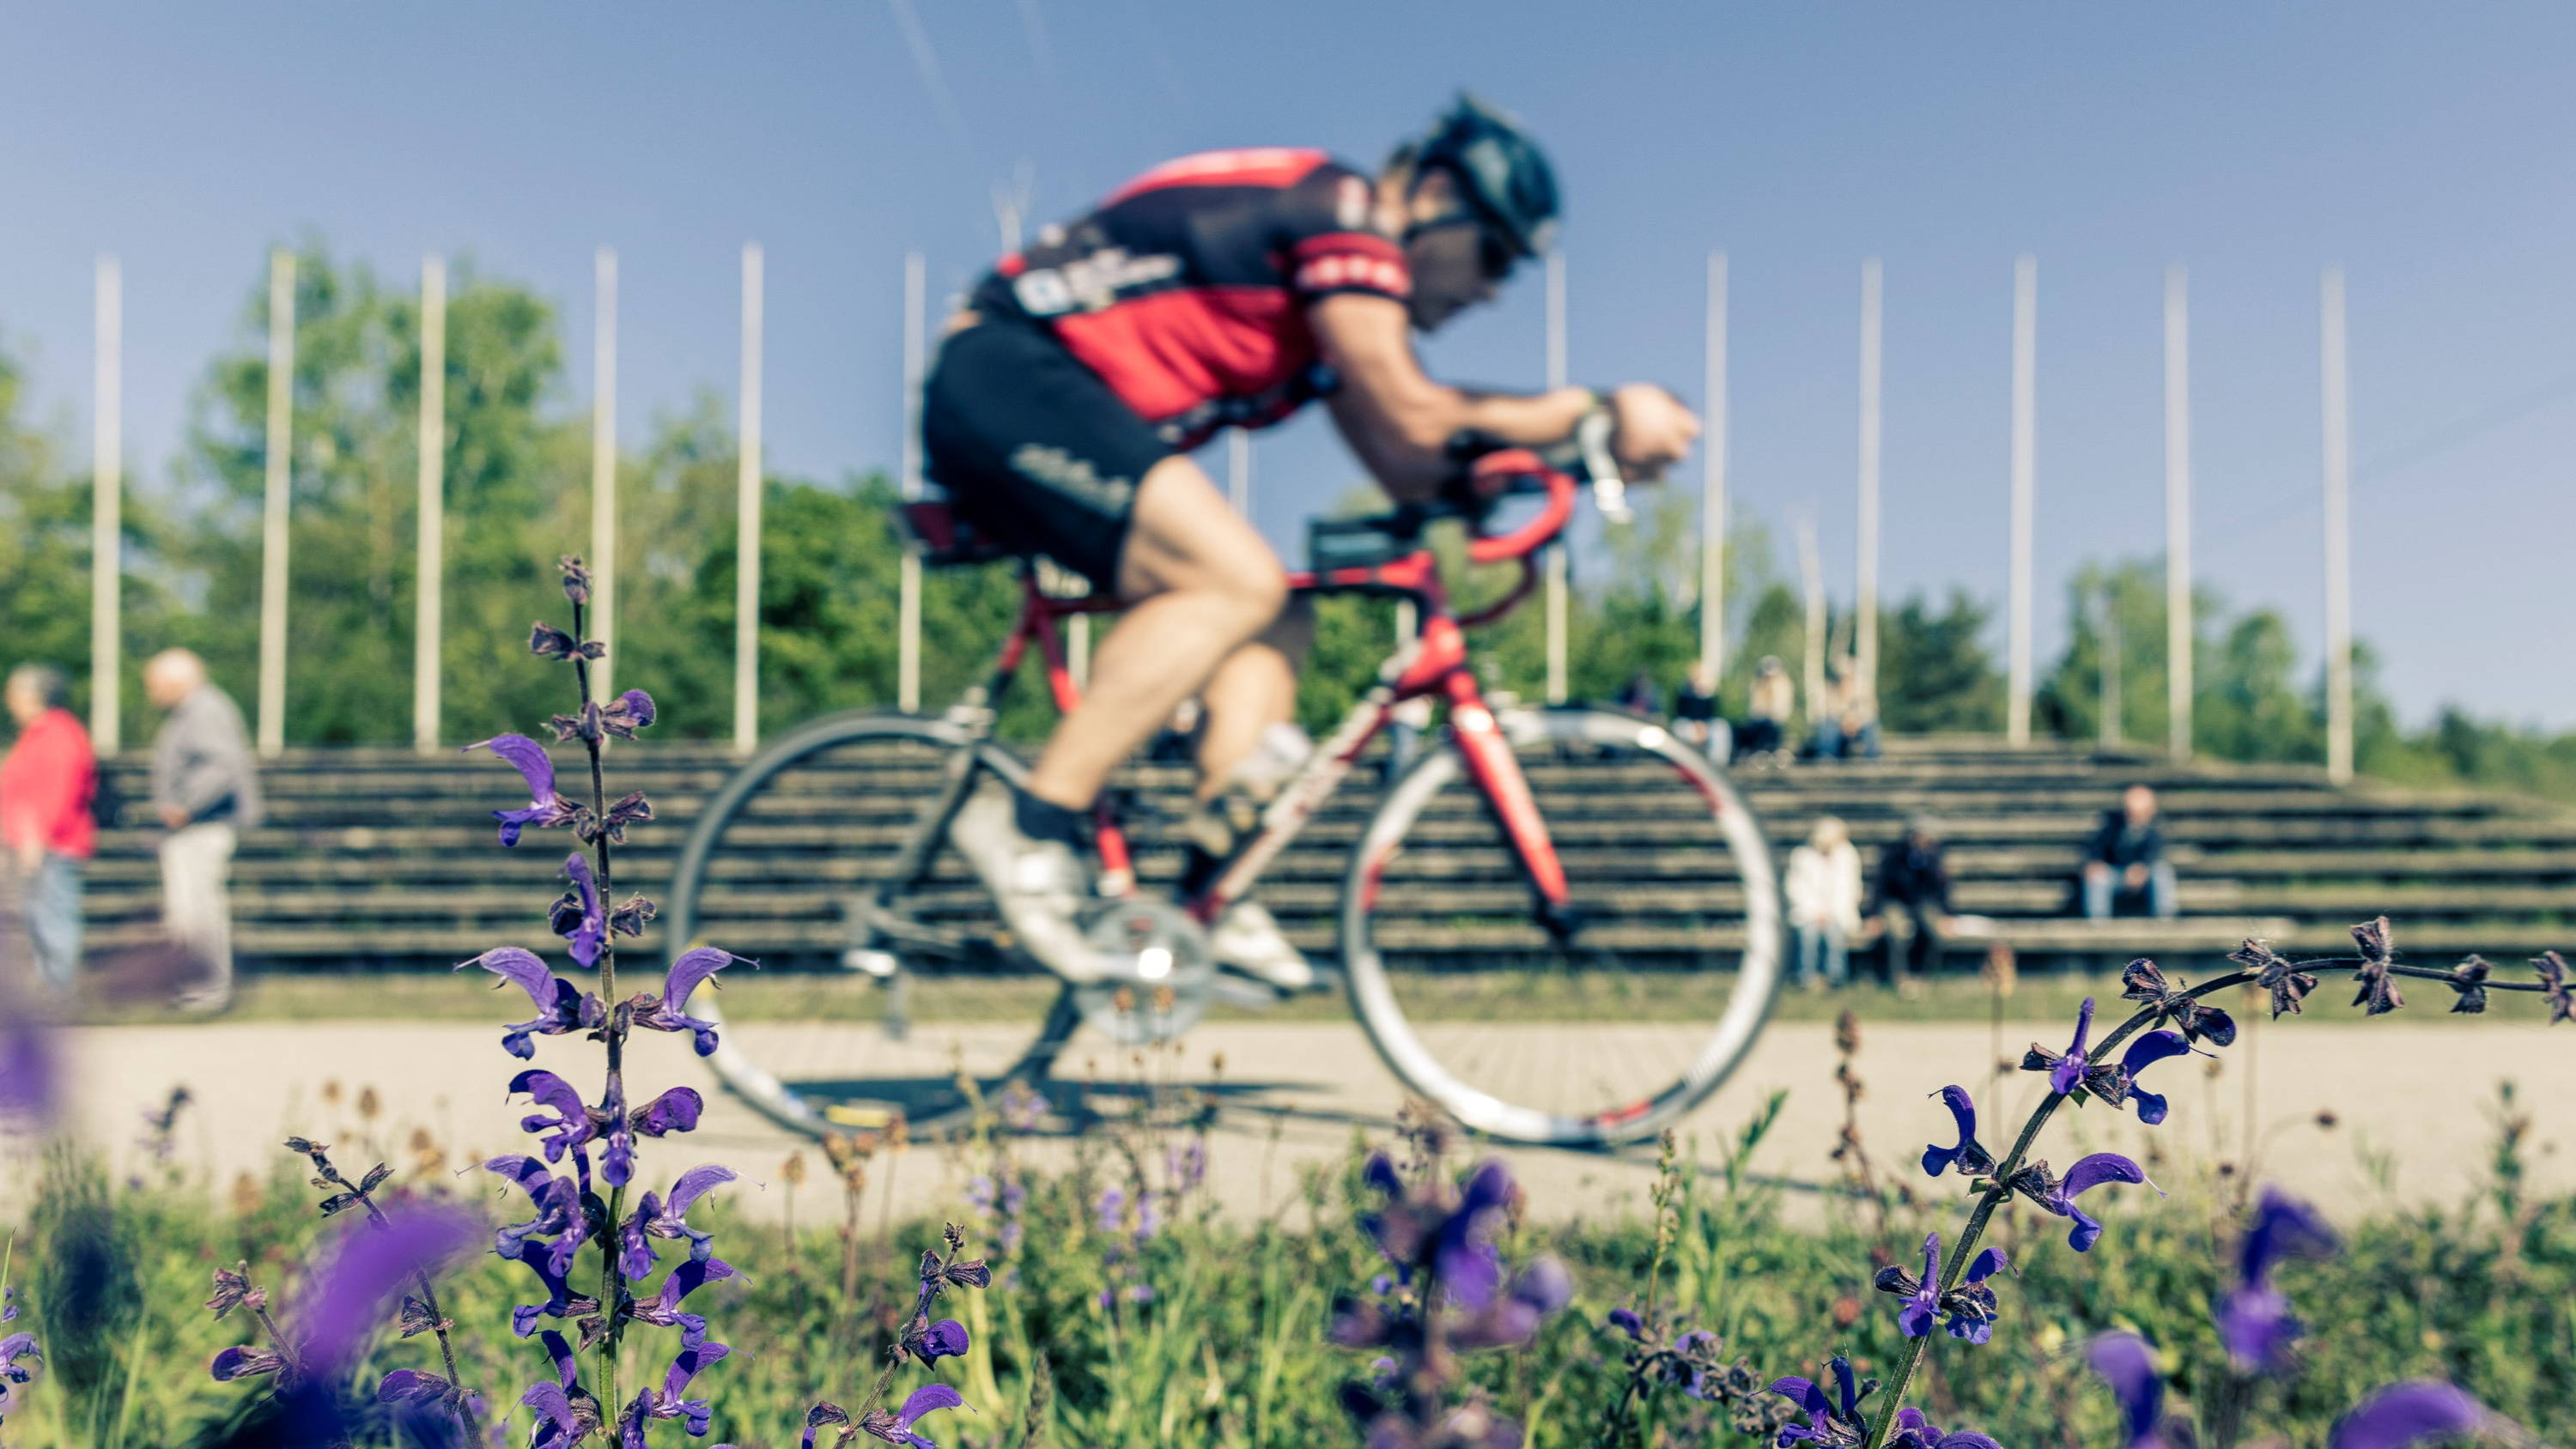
[925,94,1702,991]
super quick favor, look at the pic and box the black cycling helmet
[1403,93,1560,261]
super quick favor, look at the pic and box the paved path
[11,1013,2573,1229]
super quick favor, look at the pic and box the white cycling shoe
[1207,900,1315,992]
[950,779,1110,985]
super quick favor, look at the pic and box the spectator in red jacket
[2,664,98,992]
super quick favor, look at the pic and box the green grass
[2,1097,2567,1447]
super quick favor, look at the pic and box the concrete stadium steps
[70,732,2576,970]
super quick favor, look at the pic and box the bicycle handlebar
[1462,453,1579,564]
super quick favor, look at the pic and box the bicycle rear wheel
[1339,706,1781,1147]
[661,711,1079,1140]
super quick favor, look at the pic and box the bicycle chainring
[1070,898,1217,1047]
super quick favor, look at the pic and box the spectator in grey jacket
[146,650,261,1010]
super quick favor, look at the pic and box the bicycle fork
[1440,672,1583,940]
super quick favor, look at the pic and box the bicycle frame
[951,462,1583,943]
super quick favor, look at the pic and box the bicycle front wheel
[1339,706,1782,1147]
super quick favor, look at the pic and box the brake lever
[1576,406,1631,524]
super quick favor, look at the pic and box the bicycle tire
[1338,706,1783,1147]
[661,710,1080,1140]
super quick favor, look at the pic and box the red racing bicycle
[665,439,1781,1147]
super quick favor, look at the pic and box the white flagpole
[1700,251,1727,682]
[1228,428,1251,516]
[2321,265,2354,785]
[2164,264,2193,761]
[1856,258,1882,708]
[90,256,122,755]
[2006,255,2038,747]
[257,250,295,757]
[1795,512,1826,727]
[899,251,927,713]
[412,256,447,754]
[1544,251,1569,705]
[591,247,618,699]
[734,243,765,755]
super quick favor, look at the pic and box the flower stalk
[1859,945,2558,1449]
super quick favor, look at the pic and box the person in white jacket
[1783,815,1863,990]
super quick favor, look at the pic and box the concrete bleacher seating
[70,732,2575,973]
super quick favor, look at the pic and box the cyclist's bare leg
[1182,597,1318,989]
[1193,597,1313,804]
[1022,454,1289,811]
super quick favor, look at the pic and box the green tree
[174,245,577,745]
[0,335,90,701]
[1879,590,2004,732]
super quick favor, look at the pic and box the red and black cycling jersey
[969,148,1411,452]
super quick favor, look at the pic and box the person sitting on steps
[2081,783,2178,920]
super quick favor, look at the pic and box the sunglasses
[1406,212,1519,283]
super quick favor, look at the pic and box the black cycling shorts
[921,318,1173,592]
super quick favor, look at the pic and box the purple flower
[502,1239,598,1339]
[484,1155,588,1279]
[631,1258,738,1349]
[0,1330,42,1422]
[2012,1153,2159,1252]
[2102,1029,2196,1126]
[1434,1160,1513,1309]
[1886,1408,2004,1449]
[2024,997,2099,1095]
[620,1342,732,1443]
[510,1070,602,1166]
[2233,939,2320,1020]
[522,1330,604,1449]
[1449,1255,1571,1350]
[2119,957,2237,1046]
[899,1317,970,1364]
[857,1382,970,1447]
[292,1205,478,1379]
[1166,1139,1206,1194]
[210,1344,286,1383]
[602,689,656,739]
[457,947,602,1059]
[466,734,582,846]
[2535,951,2573,1025]
[622,1165,737,1281]
[2089,1333,2171,1449]
[634,1086,706,1138]
[2330,1383,2494,1449]
[2024,1001,2196,1124]
[554,855,608,968]
[1768,1355,1862,1448]
[2350,917,2403,1015]
[0,1009,57,1126]
[1607,1307,1645,1339]
[2218,1188,2338,1372]
[632,947,748,1056]
[1921,1086,1996,1179]
[1874,1234,2012,1343]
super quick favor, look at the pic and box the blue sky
[4,2,2573,724]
